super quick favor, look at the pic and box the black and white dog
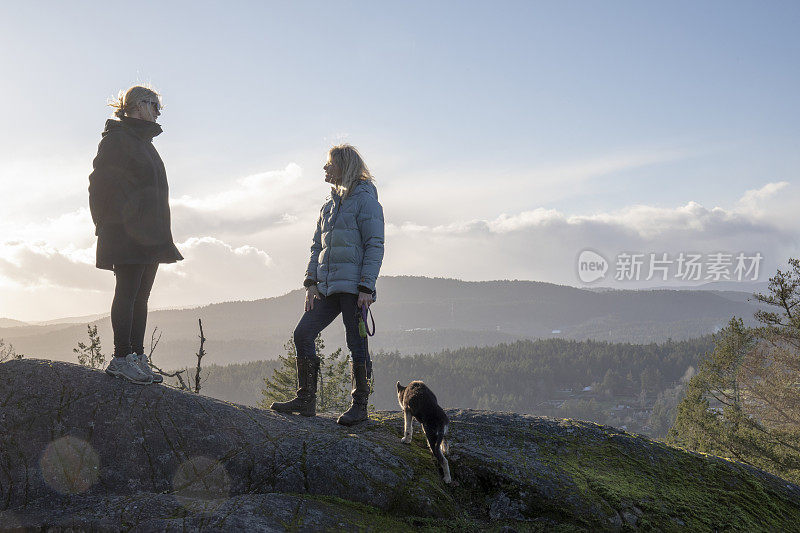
[397,380,451,484]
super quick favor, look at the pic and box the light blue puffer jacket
[304,180,385,298]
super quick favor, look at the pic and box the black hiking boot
[271,356,318,417]
[337,362,370,426]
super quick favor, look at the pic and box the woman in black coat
[88,85,182,385]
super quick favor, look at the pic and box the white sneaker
[131,353,163,384]
[105,354,153,385]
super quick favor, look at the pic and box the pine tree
[259,334,353,413]
[318,343,351,413]
[669,258,800,483]
[648,383,685,439]
[0,338,22,362]
[258,338,300,408]
[74,324,105,369]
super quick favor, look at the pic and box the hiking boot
[132,353,163,384]
[105,354,153,385]
[271,356,318,417]
[337,362,370,426]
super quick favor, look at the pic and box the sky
[0,1,798,321]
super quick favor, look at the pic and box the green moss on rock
[2,360,799,532]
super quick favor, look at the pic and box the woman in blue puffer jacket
[271,144,385,426]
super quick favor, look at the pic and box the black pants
[111,264,158,357]
[293,293,367,363]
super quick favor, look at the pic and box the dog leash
[358,305,376,337]
[316,356,323,406]
[357,305,375,383]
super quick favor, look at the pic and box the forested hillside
[0,277,762,369]
[201,335,714,438]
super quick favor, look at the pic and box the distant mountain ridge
[0,318,28,328]
[0,276,767,369]
[591,280,769,293]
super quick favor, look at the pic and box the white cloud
[1,148,797,320]
[735,181,791,217]
[0,241,99,290]
[0,208,96,250]
[382,184,800,287]
[152,237,279,305]
[0,235,283,320]
[174,163,302,213]
[170,163,321,239]
[0,160,322,319]
[380,147,689,225]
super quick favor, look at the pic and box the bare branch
[148,327,162,361]
[194,318,206,394]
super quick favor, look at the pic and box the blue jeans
[294,292,367,363]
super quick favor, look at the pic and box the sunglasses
[140,100,161,111]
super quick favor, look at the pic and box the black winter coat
[88,117,183,270]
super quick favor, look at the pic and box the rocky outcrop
[1,359,799,531]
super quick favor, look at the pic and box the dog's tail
[440,422,449,454]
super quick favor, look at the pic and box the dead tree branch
[146,327,191,391]
[193,319,206,394]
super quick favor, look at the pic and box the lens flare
[39,436,100,494]
[172,456,231,512]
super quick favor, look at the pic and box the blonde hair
[109,85,161,119]
[329,144,373,198]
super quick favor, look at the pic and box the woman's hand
[357,291,373,309]
[305,285,321,311]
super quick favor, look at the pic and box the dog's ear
[396,381,404,392]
